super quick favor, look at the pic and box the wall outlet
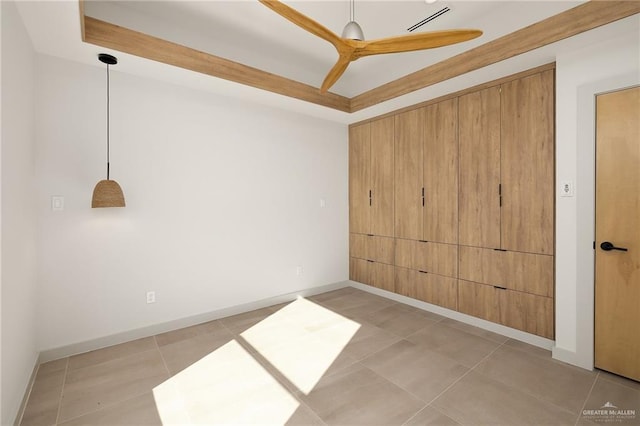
[560,180,575,197]
[296,266,303,276]
[146,291,156,304]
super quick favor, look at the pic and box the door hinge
[593,241,596,250]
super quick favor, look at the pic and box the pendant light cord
[106,62,110,180]
[350,0,354,21]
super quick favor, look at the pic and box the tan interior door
[595,86,640,381]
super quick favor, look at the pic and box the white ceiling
[14,0,637,122]
[82,0,581,96]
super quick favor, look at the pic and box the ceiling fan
[259,0,483,93]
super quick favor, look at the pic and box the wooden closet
[349,116,395,292]
[349,65,555,339]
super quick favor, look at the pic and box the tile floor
[19,287,640,425]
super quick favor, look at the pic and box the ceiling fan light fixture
[341,21,365,41]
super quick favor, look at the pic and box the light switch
[560,181,574,197]
[319,198,326,208]
[52,196,64,211]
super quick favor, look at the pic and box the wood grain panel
[458,280,500,323]
[595,86,640,381]
[394,266,416,299]
[394,109,424,240]
[349,233,367,259]
[371,263,395,292]
[395,239,457,278]
[82,16,351,112]
[501,70,554,254]
[423,98,458,244]
[458,87,501,248]
[370,117,395,237]
[415,272,458,310]
[350,1,640,111]
[458,246,554,297]
[349,64,555,128]
[368,236,395,265]
[349,257,369,284]
[349,124,370,234]
[499,290,554,339]
[349,234,394,264]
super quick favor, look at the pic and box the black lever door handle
[600,241,628,252]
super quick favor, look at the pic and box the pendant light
[341,0,364,41]
[92,53,125,208]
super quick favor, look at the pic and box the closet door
[501,70,554,254]
[424,98,458,244]
[394,109,423,240]
[458,87,501,249]
[370,117,395,237]
[349,124,370,234]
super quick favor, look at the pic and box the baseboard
[13,354,40,426]
[38,280,350,363]
[552,346,593,370]
[348,281,555,351]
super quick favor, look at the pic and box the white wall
[554,16,640,369]
[1,1,39,424]
[35,55,348,351]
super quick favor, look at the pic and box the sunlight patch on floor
[152,297,361,423]
[153,340,300,424]
[240,297,361,394]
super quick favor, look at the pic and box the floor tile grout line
[153,335,172,377]
[399,404,431,426]
[53,357,70,426]
[54,347,169,425]
[424,339,509,412]
[54,387,162,425]
[575,371,600,426]
[596,370,640,392]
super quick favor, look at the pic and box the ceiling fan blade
[354,29,482,58]
[259,0,342,49]
[321,55,352,93]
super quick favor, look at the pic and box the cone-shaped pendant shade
[92,179,125,208]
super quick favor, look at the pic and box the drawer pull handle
[493,286,507,290]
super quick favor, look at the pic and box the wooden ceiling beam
[350,1,640,112]
[81,15,351,112]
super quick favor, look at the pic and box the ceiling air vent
[407,6,451,32]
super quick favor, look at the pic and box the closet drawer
[350,257,394,292]
[500,289,554,339]
[350,233,395,264]
[458,279,500,323]
[395,267,457,310]
[395,239,457,277]
[459,246,553,297]
[458,279,554,339]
